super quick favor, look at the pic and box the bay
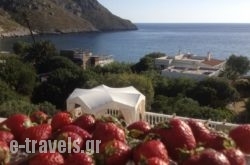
[1,23,250,62]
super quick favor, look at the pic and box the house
[161,66,221,81]
[155,52,225,80]
[89,55,114,67]
[155,52,225,69]
[60,49,114,69]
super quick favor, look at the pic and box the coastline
[0,28,139,39]
[0,28,32,39]
[0,29,97,39]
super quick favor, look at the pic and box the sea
[1,23,250,63]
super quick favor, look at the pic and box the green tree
[188,78,239,108]
[32,82,63,108]
[36,56,80,74]
[132,52,165,73]
[103,73,154,109]
[233,79,250,98]
[151,95,173,114]
[92,62,132,74]
[154,77,196,97]
[13,41,31,55]
[0,57,36,95]
[32,68,87,108]
[225,55,250,76]
[23,41,58,67]
[81,69,103,88]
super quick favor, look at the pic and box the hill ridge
[0,0,137,37]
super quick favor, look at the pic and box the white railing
[144,112,169,125]
[144,111,238,131]
[101,109,239,131]
[71,108,239,131]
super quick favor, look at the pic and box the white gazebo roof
[66,85,146,124]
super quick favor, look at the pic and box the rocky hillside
[52,0,137,31]
[0,8,30,37]
[0,0,137,37]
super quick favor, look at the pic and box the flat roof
[163,66,219,75]
[156,56,173,60]
[202,59,225,66]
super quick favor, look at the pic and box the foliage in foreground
[0,100,57,118]
[220,54,250,79]
[152,96,235,122]
[0,56,36,95]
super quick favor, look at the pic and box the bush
[132,52,165,73]
[0,80,21,104]
[151,95,235,122]
[0,100,36,117]
[0,57,36,96]
[188,78,239,108]
[233,79,250,98]
[36,56,81,74]
[13,41,30,55]
[226,55,250,75]
[154,77,196,97]
[32,68,88,109]
[103,73,154,109]
[37,101,58,116]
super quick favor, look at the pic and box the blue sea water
[1,23,250,62]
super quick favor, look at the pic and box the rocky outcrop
[0,0,137,37]
[53,0,137,31]
[0,28,31,38]
[0,8,30,38]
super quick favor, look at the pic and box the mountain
[0,0,137,37]
[52,0,137,31]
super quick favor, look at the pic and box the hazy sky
[98,0,250,23]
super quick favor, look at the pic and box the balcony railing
[70,107,239,131]
[144,111,238,131]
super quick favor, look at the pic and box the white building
[155,52,226,80]
[60,49,114,69]
[155,52,225,69]
[161,66,221,81]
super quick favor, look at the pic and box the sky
[98,0,250,23]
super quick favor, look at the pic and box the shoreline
[0,30,99,39]
[0,28,33,39]
[0,28,138,39]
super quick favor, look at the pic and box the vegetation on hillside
[1,41,250,123]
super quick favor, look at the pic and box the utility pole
[23,12,36,44]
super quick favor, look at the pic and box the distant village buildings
[60,49,114,69]
[39,49,114,82]
[155,52,226,80]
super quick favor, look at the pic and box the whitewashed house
[155,52,226,80]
